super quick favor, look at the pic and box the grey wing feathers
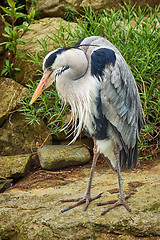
[101,54,143,148]
[78,36,144,167]
[101,52,144,168]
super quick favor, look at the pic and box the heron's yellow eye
[48,67,52,71]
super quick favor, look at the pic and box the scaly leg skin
[96,143,133,216]
[61,139,103,213]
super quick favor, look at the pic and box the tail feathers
[120,149,127,168]
[121,141,138,169]
[111,123,139,169]
[120,141,138,169]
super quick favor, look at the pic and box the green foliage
[3,0,23,8]
[1,59,20,76]
[19,79,69,135]
[0,0,35,78]
[21,4,160,157]
[63,6,77,22]
[76,6,105,37]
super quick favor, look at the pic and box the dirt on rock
[0,156,160,239]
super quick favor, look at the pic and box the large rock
[26,0,160,19]
[38,144,90,170]
[0,154,32,178]
[0,112,52,155]
[0,159,159,239]
[0,178,13,193]
[0,78,27,126]
[15,17,75,84]
[37,0,82,18]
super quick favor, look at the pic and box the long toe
[61,192,103,213]
[101,197,131,215]
[61,198,86,213]
[96,193,133,215]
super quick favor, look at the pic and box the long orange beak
[30,70,53,105]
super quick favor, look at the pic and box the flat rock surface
[0,154,32,178]
[0,112,52,155]
[0,158,159,239]
[0,78,27,126]
[17,17,75,54]
[38,144,90,170]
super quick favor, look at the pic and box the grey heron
[30,36,144,215]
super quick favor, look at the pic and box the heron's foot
[96,193,133,216]
[61,192,103,213]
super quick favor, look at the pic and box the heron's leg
[96,143,132,215]
[83,139,102,211]
[61,139,102,213]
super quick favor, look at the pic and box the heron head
[30,47,88,105]
[30,49,64,105]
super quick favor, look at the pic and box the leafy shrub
[0,0,35,78]
[19,79,69,136]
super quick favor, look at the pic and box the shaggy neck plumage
[54,48,100,142]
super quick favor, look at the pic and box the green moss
[148,202,160,212]
[40,228,54,240]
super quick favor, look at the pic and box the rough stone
[0,154,32,178]
[38,144,91,170]
[26,0,160,19]
[0,178,13,193]
[0,112,52,155]
[60,136,94,151]
[0,78,27,126]
[0,159,159,239]
[37,0,82,18]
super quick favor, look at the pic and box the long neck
[55,49,88,81]
[55,48,100,142]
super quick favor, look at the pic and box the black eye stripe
[55,66,69,77]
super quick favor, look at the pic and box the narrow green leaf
[14,12,26,20]
[1,68,8,76]
[3,22,12,28]
[14,68,21,71]
[7,0,15,8]
[16,5,25,10]
[4,26,11,35]
[15,38,25,45]
[0,6,11,15]
[5,59,10,66]
[2,33,11,38]
[5,43,15,52]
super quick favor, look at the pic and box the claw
[96,193,133,215]
[61,192,103,213]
